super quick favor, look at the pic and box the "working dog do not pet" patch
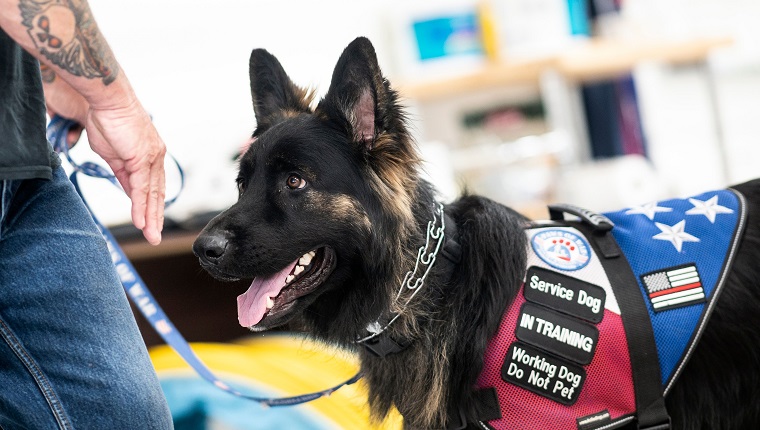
[501,342,586,405]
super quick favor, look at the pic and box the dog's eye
[236,178,246,196]
[286,174,306,190]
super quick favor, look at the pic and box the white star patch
[625,202,673,220]
[685,195,733,223]
[652,220,700,252]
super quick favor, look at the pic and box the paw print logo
[531,229,591,271]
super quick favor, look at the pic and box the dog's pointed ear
[249,49,313,134]
[316,37,404,151]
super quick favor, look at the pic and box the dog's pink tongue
[237,260,297,327]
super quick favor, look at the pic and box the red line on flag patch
[649,282,702,298]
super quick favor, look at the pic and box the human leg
[0,166,172,429]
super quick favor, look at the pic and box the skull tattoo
[28,4,77,54]
[20,0,119,85]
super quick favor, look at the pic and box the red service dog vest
[476,189,747,430]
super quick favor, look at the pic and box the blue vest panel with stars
[603,188,746,389]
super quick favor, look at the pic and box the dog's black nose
[193,232,229,265]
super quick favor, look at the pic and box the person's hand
[85,100,166,245]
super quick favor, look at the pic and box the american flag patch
[641,264,706,312]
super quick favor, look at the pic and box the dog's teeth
[266,297,274,309]
[308,251,315,257]
[286,275,295,284]
[294,265,304,275]
[299,253,313,266]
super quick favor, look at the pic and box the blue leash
[47,115,362,407]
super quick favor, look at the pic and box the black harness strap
[550,204,671,430]
[446,388,502,430]
[359,331,410,358]
[589,228,671,430]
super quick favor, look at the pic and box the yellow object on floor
[150,333,402,430]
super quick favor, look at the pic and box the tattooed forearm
[39,63,56,83]
[19,0,119,85]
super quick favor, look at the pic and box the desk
[553,37,732,81]
[400,37,733,100]
[121,230,199,262]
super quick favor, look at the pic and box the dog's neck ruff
[357,202,460,357]
[472,189,747,430]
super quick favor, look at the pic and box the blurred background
[73,0,760,226]
[63,0,759,428]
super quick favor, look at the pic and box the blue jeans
[0,164,173,429]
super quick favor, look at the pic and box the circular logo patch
[531,229,591,271]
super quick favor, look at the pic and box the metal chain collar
[357,202,446,343]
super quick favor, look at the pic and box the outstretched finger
[128,167,150,233]
[142,156,166,245]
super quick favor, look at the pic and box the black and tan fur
[194,37,760,429]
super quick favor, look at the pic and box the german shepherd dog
[194,37,760,429]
